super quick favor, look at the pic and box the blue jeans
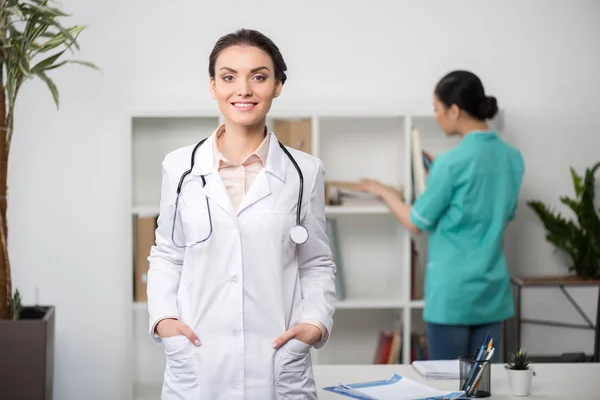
[426,322,502,363]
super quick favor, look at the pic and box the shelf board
[409,300,425,308]
[325,204,389,215]
[132,206,159,217]
[133,204,390,217]
[134,300,405,311]
[335,299,404,309]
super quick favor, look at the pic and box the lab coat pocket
[162,336,199,389]
[179,201,212,247]
[274,339,317,399]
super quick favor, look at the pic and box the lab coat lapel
[237,169,271,215]
[190,133,236,218]
[237,133,287,215]
[203,171,236,217]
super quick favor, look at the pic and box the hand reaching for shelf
[353,179,398,199]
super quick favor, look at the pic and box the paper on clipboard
[412,359,461,380]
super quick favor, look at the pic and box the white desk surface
[314,363,600,399]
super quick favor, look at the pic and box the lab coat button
[230,275,239,282]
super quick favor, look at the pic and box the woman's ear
[209,78,217,99]
[449,104,461,121]
[273,80,283,98]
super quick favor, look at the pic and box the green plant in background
[527,162,600,280]
[0,0,98,320]
[507,348,530,370]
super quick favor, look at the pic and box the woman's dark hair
[209,28,288,85]
[434,70,498,120]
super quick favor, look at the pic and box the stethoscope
[171,135,309,248]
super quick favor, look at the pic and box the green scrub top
[409,130,524,325]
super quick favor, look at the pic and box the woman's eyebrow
[219,66,271,73]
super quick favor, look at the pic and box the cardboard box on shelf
[133,215,157,302]
[273,118,312,154]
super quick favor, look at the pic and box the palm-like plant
[507,348,530,370]
[0,0,97,320]
[527,162,600,280]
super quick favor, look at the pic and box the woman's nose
[237,80,252,97]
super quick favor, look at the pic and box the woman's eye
[253,75,267,81]
[222,75,234,82]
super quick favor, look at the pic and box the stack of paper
[323,373,465,400]
[412,360,461,380]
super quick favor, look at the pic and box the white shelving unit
[127,106,499,388]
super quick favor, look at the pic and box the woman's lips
[231,102,258,111]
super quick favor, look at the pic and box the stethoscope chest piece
[290,225,309,245]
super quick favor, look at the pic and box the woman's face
[210,45,282,128]
[433,95,458,136]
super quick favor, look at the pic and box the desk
[315,363,600,399]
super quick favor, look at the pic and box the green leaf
[24,3,71,18]
[41,60,67,70]
[65,60,99,70]
[8,5,26,20]
[570,167,583,196]
[37,26,86,54]
[6,70,17,106]
[31,49,65,73]
[36,71,60,108]
[39,18,79,49]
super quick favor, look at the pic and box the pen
[462,334,490,391]
[335,382,377,400]
[466,347,495,396]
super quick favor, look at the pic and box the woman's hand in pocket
[272,323,322,349]
[156,318,201,346]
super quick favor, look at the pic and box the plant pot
[0,305,55,400]
[505,366,533,396]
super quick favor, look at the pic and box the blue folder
[323,373,466,400]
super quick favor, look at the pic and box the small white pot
[506,367,533,396]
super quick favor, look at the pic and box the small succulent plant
[507,348,530,370]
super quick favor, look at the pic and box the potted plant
[505,348,533,396]
[527,161,600,280]
[0,1,97,399]
[513,162,600,363]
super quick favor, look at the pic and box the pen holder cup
[459,354,491,398]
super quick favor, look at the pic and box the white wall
[7,0,600,399]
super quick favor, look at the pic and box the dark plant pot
[0,305,55,400]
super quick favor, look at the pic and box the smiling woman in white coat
[146,28,337,400]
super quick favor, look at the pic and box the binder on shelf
[133,214,157,302]
[272,118,312,154]
[325,180,402,207]
[326,217,346,301]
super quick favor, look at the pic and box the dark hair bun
[435,70,498,121]
[478,96,498,119]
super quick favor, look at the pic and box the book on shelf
[326,217,346,301]
[410,239,424,301]
[373,329,429,364]
[410,127,433,202]
[325,180,403,206]
[133,214,157,302]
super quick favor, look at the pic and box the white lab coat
[147,130,337,400]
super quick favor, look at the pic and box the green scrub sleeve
[409,160,454,231]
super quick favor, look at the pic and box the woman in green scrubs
[356,70,524,362]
